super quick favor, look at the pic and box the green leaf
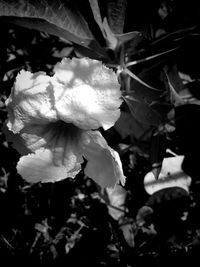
[0,0,107,59]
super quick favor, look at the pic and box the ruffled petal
[6,70,57,133]
[52,57,122,130]
[81,131,126,189]
[17,148,83,183]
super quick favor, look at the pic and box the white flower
[5,57,125,189]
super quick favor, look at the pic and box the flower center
[44,120,82,143]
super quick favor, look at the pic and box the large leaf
[0,0,107,59]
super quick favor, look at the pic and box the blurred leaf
[0,0,107,59]
[107,0,127,34]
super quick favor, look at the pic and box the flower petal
[6,70,57,133]
[81,131,126,189]
[17,148,83,183]
[52,57,122,130]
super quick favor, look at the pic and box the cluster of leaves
[1,0,200,266]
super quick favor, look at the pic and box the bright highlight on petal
[5,57,125,189]
[53,57,122,130]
